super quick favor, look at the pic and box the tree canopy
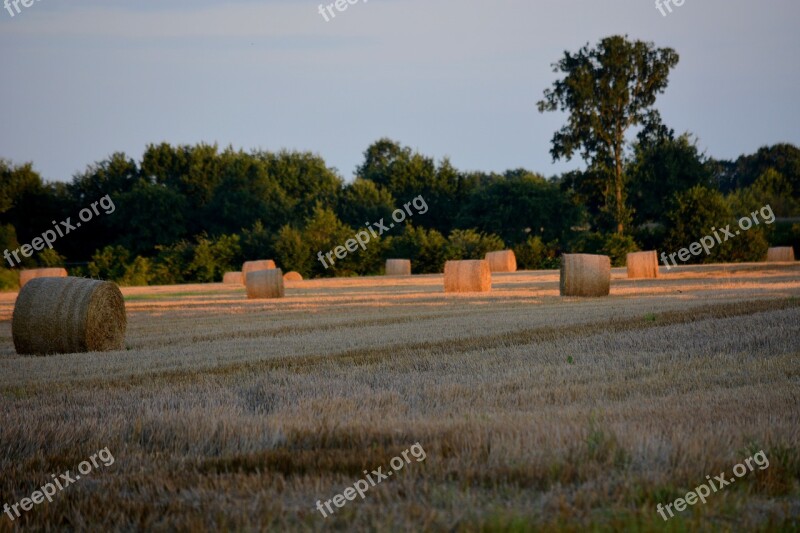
[538,35,680,235]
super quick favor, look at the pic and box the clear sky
[1,0,798,183]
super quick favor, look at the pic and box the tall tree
[537,35,679,234]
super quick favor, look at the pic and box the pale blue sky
[1,0,798,182]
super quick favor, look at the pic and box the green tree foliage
[337,179,395,228]
[628,131,714,226]
[88,245,135,282]
[356,139,477,234]
[554,168,607,232]
[513,236,560,270]
[141,143,222,215]
[538,35,680,234]
[565,231,638,266]
[0,268,19,291]
[744,169,798,216]
[110,180,189,256]
[664,186,768,264]
[147,234,241,284]
[713,143,800,195]
[66,153,139,259]
[189,234,242,283]
[3,134,797,285]
[256,150,343,222]
[274,225,312,277]
[601,233,640,267]
[240,221,275,263]
[301,205,360,277]
[205,151,291,236]
[445,229,505,260]
[0,223,29,268]
[37,248,66,268]
[0,160,67,251]
[385,225,449,274]
[457,171,582,245]
[151,241,195,285]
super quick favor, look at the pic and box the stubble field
[1,263,799,531]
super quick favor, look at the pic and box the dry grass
[0,264,799,531]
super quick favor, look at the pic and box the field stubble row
[0,264,798,530]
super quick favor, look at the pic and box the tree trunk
[614,146,624,235]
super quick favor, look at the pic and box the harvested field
[0,263,799,531]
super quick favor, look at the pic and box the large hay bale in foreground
[766,247,795,262]
[283,271,303,282]
[626,251,659,279]
[241,260,277,284]
[443,260,491,293]
[18,268,68,289]
[246,269,285,299]
[385,259,411,276]
[222,272,243,285]
[13,277,126,355]
[485,250,517,273]
[560,254,611,297]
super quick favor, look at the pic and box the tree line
[1,36,798,288]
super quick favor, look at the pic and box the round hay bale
[385,259,411,276]
[18,268,68,289]
[560,254,610,297]
[12,277,126,355]
[485,250,517,273]
[626,251,659,279]
[246,269,285,299]
[443,260,491,293]
[241,260,277,285]
[766,247,795,262]
[222,271,243,285]
[283,271,303,282]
